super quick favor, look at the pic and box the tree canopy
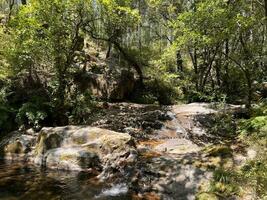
[0,0,266,130]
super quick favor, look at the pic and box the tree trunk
[265,0,267,19]
[176,51,183,72]
[7,0,15,22]
[224,39,230,92]
[245,71,252,109]
[106,42,112,59]
[215,61,221,87]
[189,48,199,91]
[113,41,143,85]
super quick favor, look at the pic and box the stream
[0,160,131,200]
[0,103,237,200]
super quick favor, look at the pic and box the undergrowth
[197,103,267,200]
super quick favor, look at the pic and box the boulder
[74,69,136,101]
[4,135,36,160]
[44,147,101,171]
[4,126,137,174]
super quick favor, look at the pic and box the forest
[0,0,266,200]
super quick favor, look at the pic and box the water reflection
[0,160,131,200]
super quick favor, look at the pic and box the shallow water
[0,160,131,200]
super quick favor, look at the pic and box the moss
[193,157,222,170]
[213,182,238,194]
[204,145,233,158]
[5,141,23,154]
[196,193,218,200]
[73,137,87,145]
[60,154,76,161]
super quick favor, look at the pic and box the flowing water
[0,160,131,200]
[0,103,219,200]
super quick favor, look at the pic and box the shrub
[0,104,14,134]
[209,168,239,198]
[16,96,51,130]
[131,77,181,105]
[67,90,96,124]
[0,86,16,134]
[239,115,267,138]
[240,154,267,199]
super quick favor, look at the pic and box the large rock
[4,126,137,173]
[74,69,136,101]
[4,134,36,160]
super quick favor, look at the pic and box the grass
[197,104,267,199]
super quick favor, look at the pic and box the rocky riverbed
[1,103,254,200]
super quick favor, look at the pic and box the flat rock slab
[154,139,201,154]
[172,103,217,117]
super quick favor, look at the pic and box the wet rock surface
[88,103,171,139]
[1,103,250,200]
[3,126,137,181]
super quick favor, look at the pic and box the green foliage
[204,145,233,158]
[171,0,266,106]
[175,0,231,48]
[16,96,51,130]
[209,113,237,138]
[0,0,266,129]
[208,168,239,198]
[186,91,224,103]
[150,77,180,105]
[0,86,14,133]
[198,168,239,199]
[237,112,267,199]
[132,77,181,105]
[68,91,95,124]
[130,90,158,105]
[239,105,267,138]
[142,45,183,105]
[241,154,267,199]
[207,103,267,200]
[196,193,218,200]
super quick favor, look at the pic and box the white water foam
[95,183,128,198]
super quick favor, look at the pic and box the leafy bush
[0,104,14,134]
[131,77,181,105]
[209,168,239,198]
[236,104,267,198]
[241,155,267,199]
[239,115,267,138]
[67,91,96,124]
[130,90,157,104]
[16,96,51,130]
[207,103,267,200]
[0,86,16,134]
[197,168,239,199]
[187,91,213,103]
[148,78,180,105]
[201,113,237,139]
[186,89,228,103]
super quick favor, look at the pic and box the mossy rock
[5,141,24,154]
[205,145,233,158]
[194,157,222,169]
[197,193,218,200]
[212,182,239,196]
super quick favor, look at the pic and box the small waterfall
[157,111,188,139]
[95,183,128,198]
[152,110,201,154]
